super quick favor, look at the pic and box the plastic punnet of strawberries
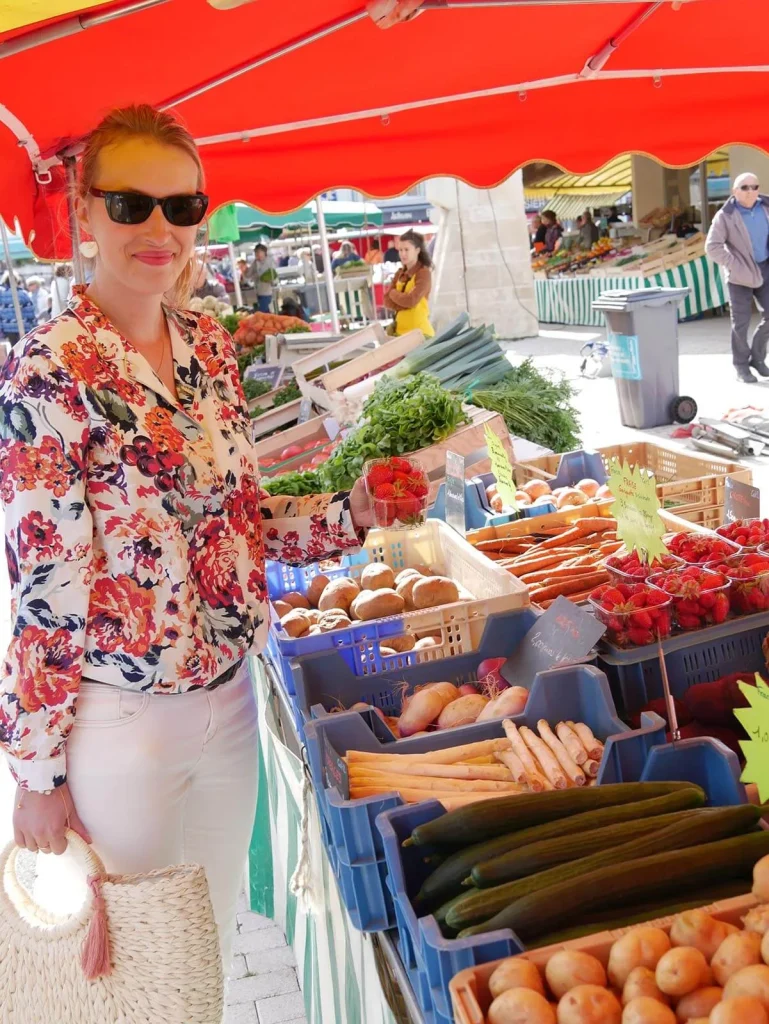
[704,551,769,615]
[648,565,730,631]
[589,582,673,649]
[716,518,769,550]
[364,456,430,529]
[604,550,684,583]
[665,531,742,565]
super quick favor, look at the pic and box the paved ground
[0,309,767,1024]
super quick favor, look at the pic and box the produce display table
[535,255,727,327]
[247,657,423,1024]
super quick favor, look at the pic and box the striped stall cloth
[535,255,727,326]
[247,659,397,1024]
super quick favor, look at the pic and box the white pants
[35,662,259,973]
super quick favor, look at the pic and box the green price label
[484,425,518,510]
[606,458,666,563]
[736,675,769,802]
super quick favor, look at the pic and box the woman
[365,240,383,265]
[49,264,72,317]
[383,229,435,337]
[331,241,360,271]
[540,210,563,254]
[0,104,372,978]
[247,242,276,313]
[531,215,547,252]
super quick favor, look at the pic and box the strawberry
[374,498,396,526]
[373,482,396,500]
[395,494,422,521]
[366,464,394,488]
[389,457,413,474]
[712,592,730,623]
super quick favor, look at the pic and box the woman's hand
[14,782,92,855]
[349,477,375,532]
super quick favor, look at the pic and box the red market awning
[2,0,768,260]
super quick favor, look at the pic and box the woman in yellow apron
[384,229,435,337]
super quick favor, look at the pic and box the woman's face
[77,137,201,298]
[398,240,419,267]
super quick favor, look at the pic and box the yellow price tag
[484,425,518,510]
[736,675,769,802]
[606,458,666,563]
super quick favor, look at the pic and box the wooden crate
[292,322,387,407]
[467,500,614,548]
[253,415,337,476]
[250,398,311,441]
[415,407,513,504]
[450,893,756,1024]
[514,442,751,521]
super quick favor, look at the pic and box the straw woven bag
[0,829,224,1023]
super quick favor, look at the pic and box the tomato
[281,444,304,460]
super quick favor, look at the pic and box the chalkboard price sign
[724,476,760,524]
[244,363,284,389]
[501,596,606,685]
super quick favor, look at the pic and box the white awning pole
[0,220,26,337]
[64,157,85,285]
[228,242,243,307]
[316,200,340,334]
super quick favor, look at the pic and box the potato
[711,996,769,1024]
[713,932,762,986]
[282,591,310,610]
[622,997,676,1024]
[306,574,331,608]
[308,625,322,635]
[360,563,395,591]
[280,609,311,638]
[409,563,434,577]
[489,987,555,1024]
[671,911,731,960]
[387,634,416,653]
[379,647,397,657]
[754,855,769,902]
[414,637,440,650]
[396,574,421,608]
[351,589,405,621]
[273,599,292,618]
[318,577,360,613]
[318,610,352,633]
[304,609,321,625]
[395,568,422,586]
[522,480,551,500]
[674,986,723,1021]
[655,948,710,998]
[609,929,672,988]
[411,576,460,609]
[489,958,546,999]
[557,984,621,1024]
[622,967,669,1006]
[545,951,607,1001]
[744,907,769,936]
[724,964,769,1007]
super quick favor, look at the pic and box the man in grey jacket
[706,172,769,383]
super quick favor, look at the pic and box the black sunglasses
[739,184,761,192]
[89,188,209,226]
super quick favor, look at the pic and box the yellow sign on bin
[736,675,769,803]
[606,458,667,563]
[484,425,518,511]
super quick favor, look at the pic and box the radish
[477,658,508,689]
[458,683,479,696]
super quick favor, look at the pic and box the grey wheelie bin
[592,287,697,429]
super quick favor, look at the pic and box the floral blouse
[0,289,360,792]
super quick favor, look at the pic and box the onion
[522,480,551,500]
[576,478,600,498]
[596,483,614,499]
[458,683,480,696]
[477,658,507,689]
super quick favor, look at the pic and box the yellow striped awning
[0,1,114,35]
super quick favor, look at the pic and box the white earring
[79,240,98,258]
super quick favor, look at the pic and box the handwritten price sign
[500,596,606,684]
[724,476,760,524]
[484,425,518,510]
[735,675,769,802]
[606,458,667,563]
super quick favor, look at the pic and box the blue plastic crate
[292,609,538,725]
[516,449,608,490]
[375,734,747,1024]
[303,664,666,932]
[598,609,769,718]
[428,475,557,530]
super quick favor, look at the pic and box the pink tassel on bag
[81,875,112,980]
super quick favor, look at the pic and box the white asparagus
[538,719,586,787]
[346,738,510,765]
[584,759,600,778]
[347,760,515,781]
[501,719,548,793]
[568,720,604,761]
[519,726,568,790]
[494,749,528,785]
[556,722,588,765]
[349,770,522,792]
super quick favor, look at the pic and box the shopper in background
[0,104,373,987]
[579,211,599,249]
[531,215,547,252]
[383,239,400,262]
[706,171,769,383]
[248,242,277,312]
[607,206,622,225]
[540,210,563,253]
[49,264,72,317]
[331,241,360,272]
[313,244,324,273]
[191,258,227,300]
[0,272,37,341]
[25,275,51,324]
[384,229,435,338]
[365,240,384,265]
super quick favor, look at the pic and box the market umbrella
[2,0,768,260]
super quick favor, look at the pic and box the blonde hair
[77,104,206,307]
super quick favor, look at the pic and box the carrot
[539,586,604,609]
[520,565,602,584]
[529,572,609,603]
[536,527,591,551]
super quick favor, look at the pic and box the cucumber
[467,825,769,941]
[448,804,761,933]
[413,788,705,911]
[471,810,700,888]
[528,879,753,948]
[408,782,704,850]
